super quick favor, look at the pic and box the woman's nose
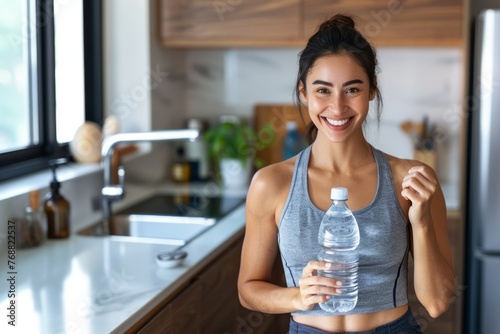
[328,95,347,114]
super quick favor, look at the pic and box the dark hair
[294,14,383,142]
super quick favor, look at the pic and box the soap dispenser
[44,158,70,239]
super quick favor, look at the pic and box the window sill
[0,145,150,202]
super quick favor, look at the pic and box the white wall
[103,0,189,132]
[102,0,190,183]
[103,0,151,133]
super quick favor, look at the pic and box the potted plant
[204,116,271,188]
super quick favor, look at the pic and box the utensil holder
[413,148,437,171]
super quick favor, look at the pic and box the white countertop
[0,185,247,334]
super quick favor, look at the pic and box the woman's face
[300,54,375,143]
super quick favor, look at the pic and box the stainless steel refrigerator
[466,8,500,334]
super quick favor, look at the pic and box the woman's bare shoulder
[246,158,296,215]
[383,152,433,182]
[249,159,295,196]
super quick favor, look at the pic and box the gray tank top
[278,145,409,315]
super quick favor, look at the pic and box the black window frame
[0,0,103,182]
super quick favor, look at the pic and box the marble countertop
[0,184,247,334]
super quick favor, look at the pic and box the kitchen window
[0,0,102,182]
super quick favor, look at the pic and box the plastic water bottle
[317,187,360,313]
[283,121,305,160]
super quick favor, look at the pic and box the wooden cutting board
[253,104,311,167]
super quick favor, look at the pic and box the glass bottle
[44,159,70,238]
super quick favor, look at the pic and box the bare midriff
[293,305,409,332]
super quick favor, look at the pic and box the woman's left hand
[401,165,438,226]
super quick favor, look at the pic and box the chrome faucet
[100,129,199,234]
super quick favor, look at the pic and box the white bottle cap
[286,121,298,131]
[330,187,348,200]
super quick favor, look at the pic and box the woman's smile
[324,116,353,127]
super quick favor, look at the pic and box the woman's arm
[401,164,456,318]
[237,164,336,314]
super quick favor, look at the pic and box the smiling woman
[238,13,455,334]
[0,0,102,182]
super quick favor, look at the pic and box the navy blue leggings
[288,308,423,334]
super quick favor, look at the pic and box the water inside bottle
[317,250,359,313]
[320,222,360,250]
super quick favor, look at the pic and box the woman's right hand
[296,260,342,310]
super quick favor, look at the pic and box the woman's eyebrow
[312,79,333,87]
[342,79,364,87]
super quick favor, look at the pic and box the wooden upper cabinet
[159,0,301,47]
[159,0,464,47]
[304,0,464,47]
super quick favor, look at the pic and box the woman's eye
[346,87,360,94]
[317,88,330,94]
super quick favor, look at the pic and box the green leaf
[203,119,272,171]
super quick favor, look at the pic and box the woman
[237,14,455,333]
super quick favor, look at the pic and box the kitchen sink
[78,194,245,245]
[78,214,216,245]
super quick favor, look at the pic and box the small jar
[171,161,191,183]
[16,207,46,248]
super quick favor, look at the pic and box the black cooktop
[117,194,245,219]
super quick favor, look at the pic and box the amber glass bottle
[44,159,70,239]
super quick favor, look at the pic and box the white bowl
[156,250,188,268]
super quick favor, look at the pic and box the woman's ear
[299,81,308,105]
[369,76,377,101]
[369,89,376,101]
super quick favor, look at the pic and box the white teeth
[326,117,350,126]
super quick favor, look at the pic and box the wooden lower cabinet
[140,211,463,333]
[138,236,289,333]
